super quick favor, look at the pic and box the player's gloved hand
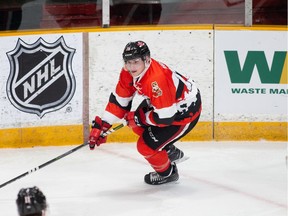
[89,116,112,150]
[125,108,147,129]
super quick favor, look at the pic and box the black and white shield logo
[6,37,76,118]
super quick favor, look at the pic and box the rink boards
[0,25,286,147]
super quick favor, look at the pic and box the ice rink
[0,141,287,216]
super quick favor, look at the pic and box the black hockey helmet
[16,186,47,216]
[122,41,150,62]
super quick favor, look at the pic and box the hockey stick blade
[0,123,125,189]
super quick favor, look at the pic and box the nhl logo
[6,37,76,118]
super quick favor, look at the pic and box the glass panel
[0,0,102,31]
[110,0,245,25]
[0,0,286,31]
[0,1,25,30]
[253,0,287,25]
[42,0,101,29]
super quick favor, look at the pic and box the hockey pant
[132,115,200,175]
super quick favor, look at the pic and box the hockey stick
[0,123,125,189]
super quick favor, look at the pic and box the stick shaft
[0,123,125,189]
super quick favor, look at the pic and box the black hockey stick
[0,123,125,189]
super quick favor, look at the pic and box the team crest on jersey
[6,37,76,118]
[151,81,162,98]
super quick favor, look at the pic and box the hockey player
[89,41,202,185]
[16,186,47,216]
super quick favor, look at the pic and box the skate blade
[173,156,189,164]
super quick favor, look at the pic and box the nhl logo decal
[6,36,76,118]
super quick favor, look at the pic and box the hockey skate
[165,144,189,164]
[144,163,179,185]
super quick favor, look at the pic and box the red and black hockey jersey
[102,58,201,127]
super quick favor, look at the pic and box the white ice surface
[0,141,287,216]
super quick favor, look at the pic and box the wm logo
[224,51,287,84]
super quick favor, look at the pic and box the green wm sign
[224,51,287,95]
